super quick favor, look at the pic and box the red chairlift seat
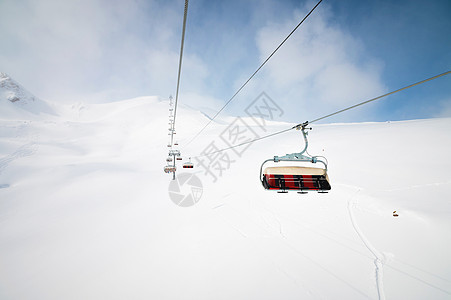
[164,165,176,173]
[183,162,194,168]
[262,166,330,192]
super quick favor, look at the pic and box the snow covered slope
[0,93,450,300]
[0,73,55,119]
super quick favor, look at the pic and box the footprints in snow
[0,142,38,175]
[0,121,40,187]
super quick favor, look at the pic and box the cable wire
[305,70,451,126]
[191,127,294,159]
[192,70,451,159]
[171,0,189,147]
[185,0,323,146]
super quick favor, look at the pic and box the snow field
[1,96,450,299]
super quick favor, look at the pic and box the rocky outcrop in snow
[0,72,55,117]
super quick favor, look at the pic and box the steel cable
[185,0,323,147]
[191,70,451,159]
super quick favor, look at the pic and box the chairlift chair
[164,165,176,173]
[183,158,194,169]
[260,123,331,193]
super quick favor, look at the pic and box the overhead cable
[192,70,451,159]
[185,0,323,146]
[303,70,451,126]
[171,0,189,147]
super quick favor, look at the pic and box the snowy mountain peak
[0,72,37,104]
[0,72,55,117]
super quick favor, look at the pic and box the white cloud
[0,0,188,103]
[436,98,451,118]
[252,1,386,122]
[0,0,387,124]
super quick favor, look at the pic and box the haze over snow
[0,76,450,299]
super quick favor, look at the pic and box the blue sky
[1,0,450,123]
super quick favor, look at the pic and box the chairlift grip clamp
[294,121,311,131]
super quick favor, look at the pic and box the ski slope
[1,92,451,299]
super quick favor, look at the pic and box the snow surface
[1,87,451,299]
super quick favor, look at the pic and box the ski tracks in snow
[214,201,374,299]
[0,121,40,177]
[0,142,38,175]
[348,191,386,300]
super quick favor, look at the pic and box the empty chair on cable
[260,123,331,194]
[164,165,176,173]
[183,159,194,169]
[166,157,173,162]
